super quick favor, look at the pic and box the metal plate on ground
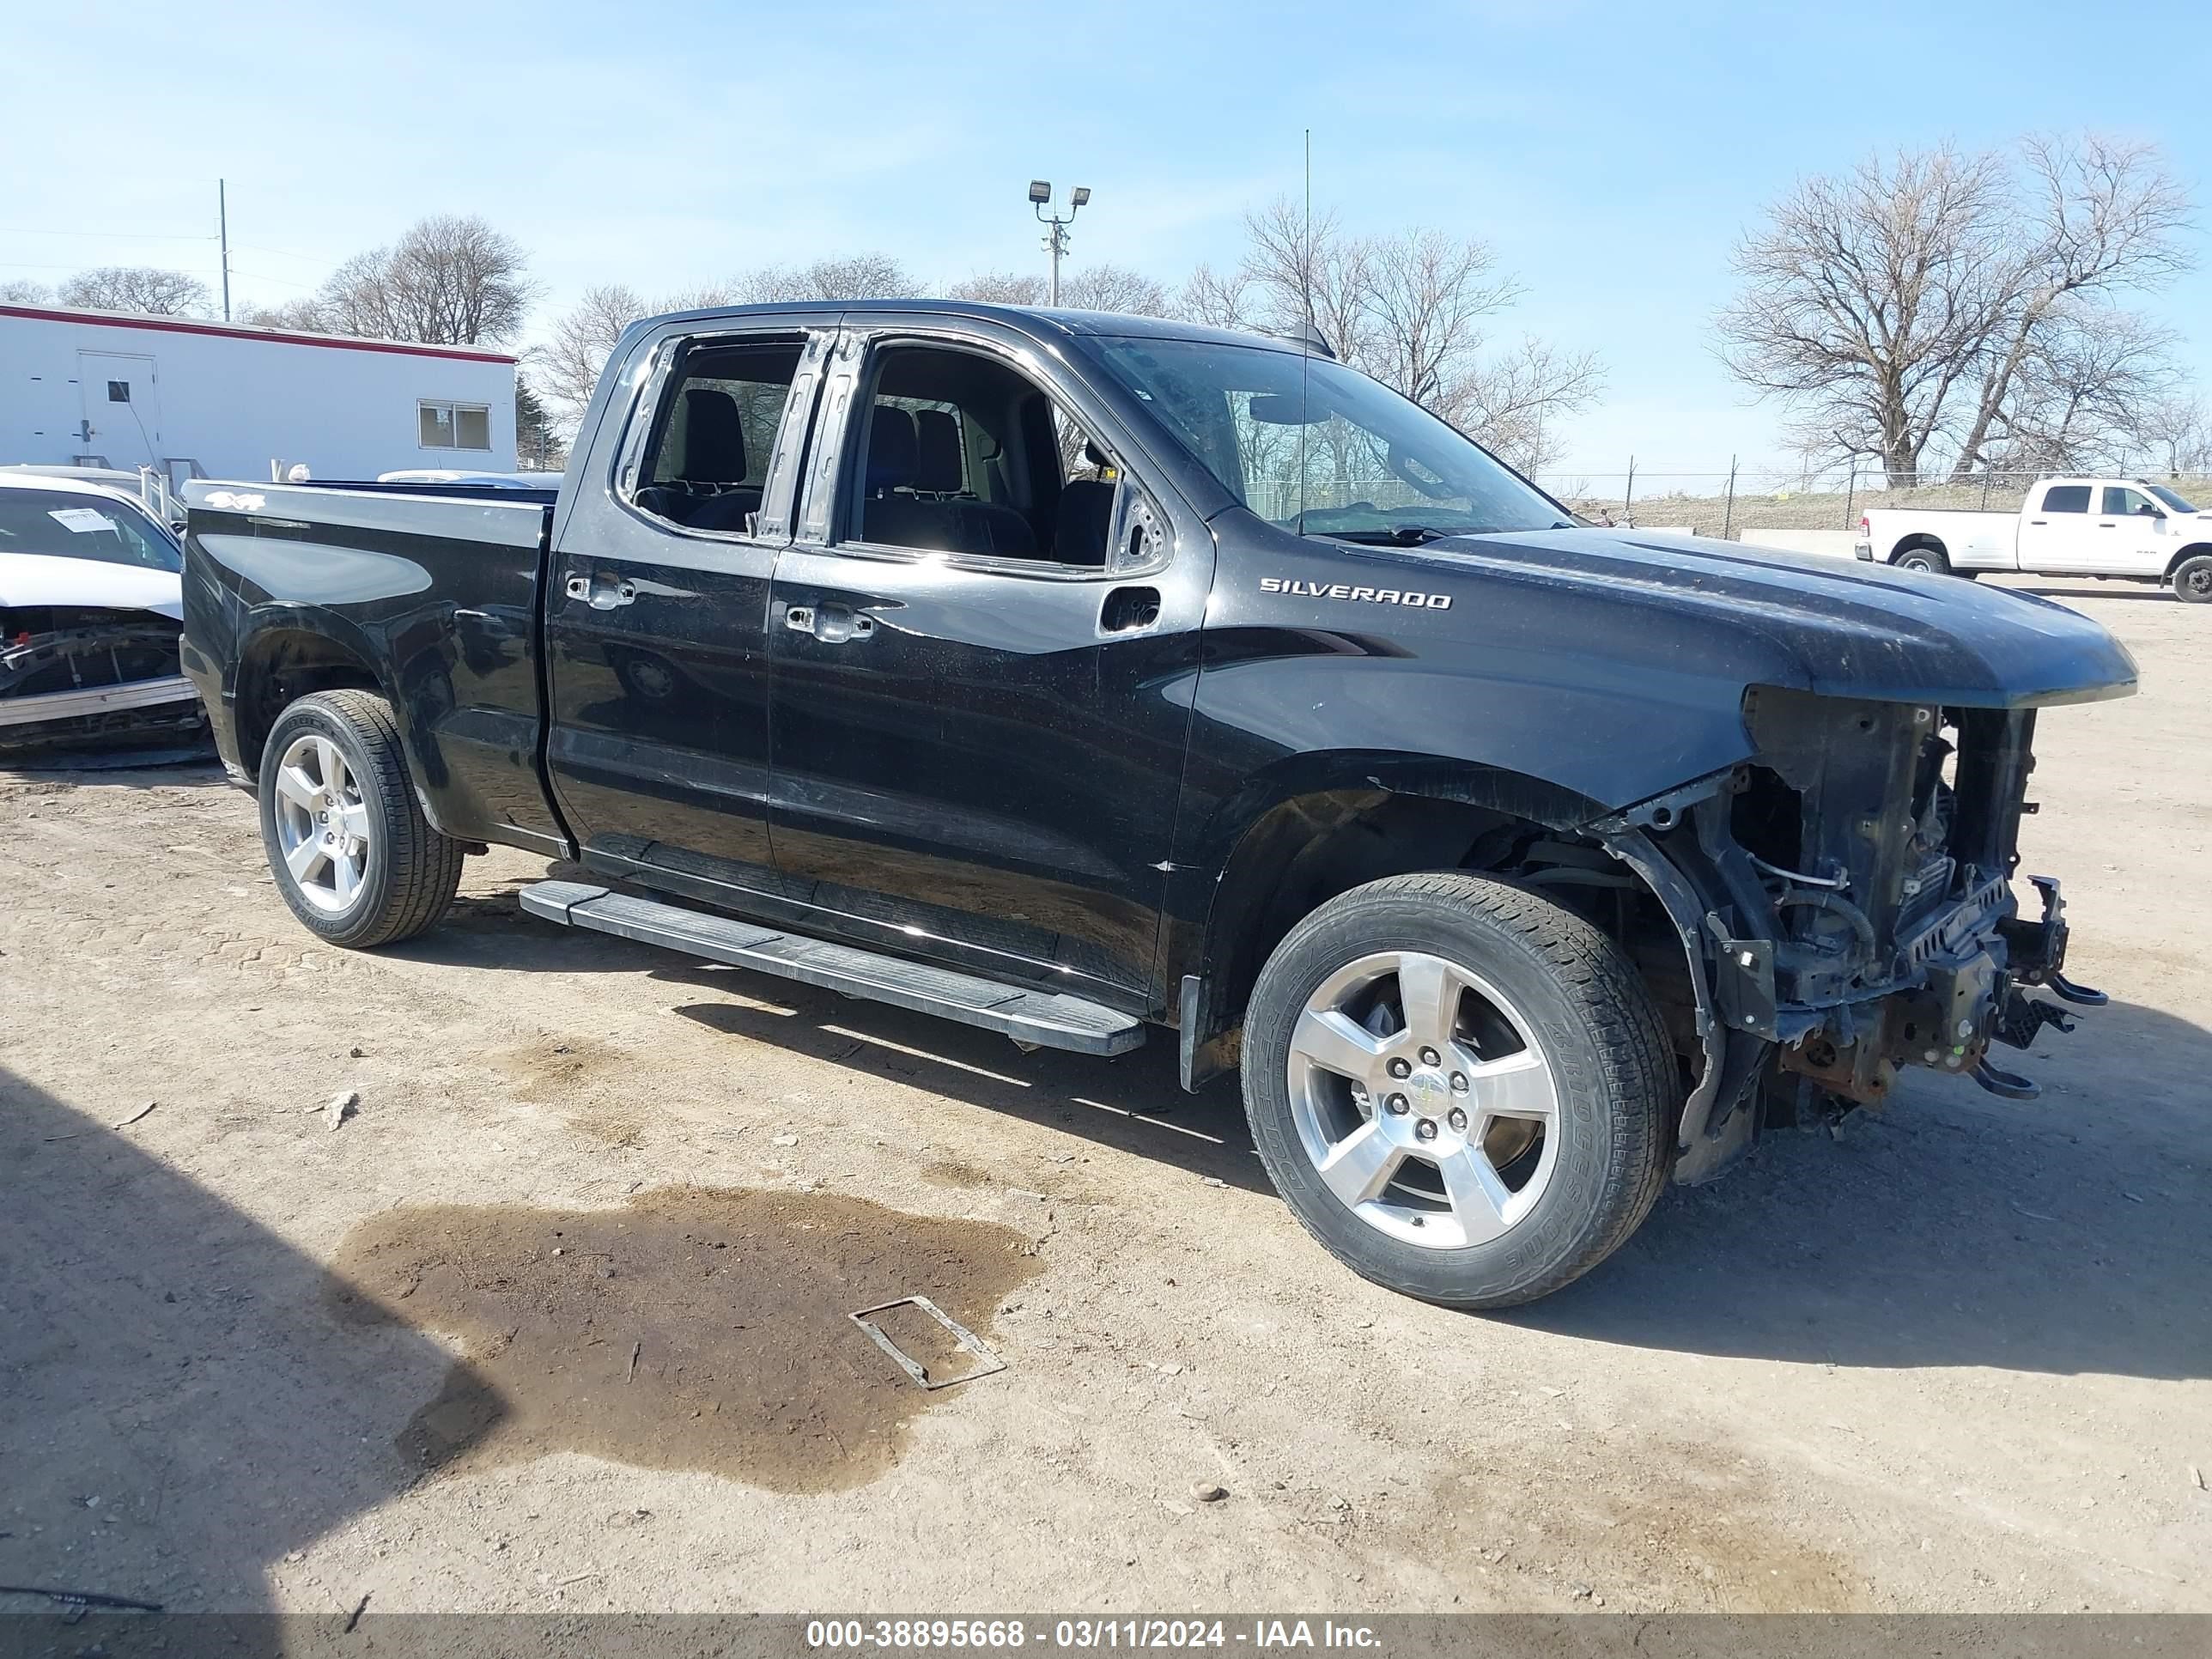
[849,1295,1006,1390]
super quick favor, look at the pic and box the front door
[77,353,159,467]
[544,321,834,899]
[764,325,1209,1006]
[2083,483,2169,575]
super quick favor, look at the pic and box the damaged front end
[0,605,205,755]
[1602,686,2102,1182]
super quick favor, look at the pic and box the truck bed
[179,478,566,852]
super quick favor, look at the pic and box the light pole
[1029,180,1090,306]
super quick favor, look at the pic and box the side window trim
[611,323,831,544]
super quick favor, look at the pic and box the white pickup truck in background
[1855,477,2212,603]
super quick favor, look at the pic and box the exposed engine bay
[1594,686,2101,1182]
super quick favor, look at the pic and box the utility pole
[218,179,232,321]
[1029,180,1090,306]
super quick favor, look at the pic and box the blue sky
[6,0,2207,478]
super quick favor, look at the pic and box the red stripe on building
[0,304,518,364]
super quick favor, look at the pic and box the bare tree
[1060,264,1170,316]
[1717,144,2015,484]
[1172,263,1255,331]
[538,283,651,425]
[57,266,212,316]
[0,279,51,303]
[946,270,1048,305]
[238,296,331,331]
[1234,200,1598,468]
[316,216,536,344]
[1241,196,1372,361]
[1947,136,2192,477]
[1442,337,1606,475]
[1983,303,2182,473]
[732,253,918,304]
[1362,228,1521,404]
[2136,392,2212,477]
[1718,136,2193,483]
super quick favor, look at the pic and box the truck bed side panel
[181,483,564,852]
[1865,508,2020,570]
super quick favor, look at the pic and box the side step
[519,880,1146,1057]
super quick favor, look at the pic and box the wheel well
[2164,543,2212,578]
[1891,534,1947,564]
[1200,788,1694,1061]
[234,629,386,775]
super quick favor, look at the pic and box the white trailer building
[0,302,517,485]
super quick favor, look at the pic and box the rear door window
[631,337,805,535]
[2039,485,2091,514]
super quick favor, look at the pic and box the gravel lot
[3,577,2206,1618]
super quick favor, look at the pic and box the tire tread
[1243,871,1677,1308]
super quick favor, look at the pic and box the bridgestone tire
[1242,872,1678,1309]
[258,690,465,949]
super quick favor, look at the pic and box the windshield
[0,490,180,573]
[2148,484,2199,514]
[1082,336,1570,539]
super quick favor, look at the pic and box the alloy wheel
[1285,950,1560,1249]
[270,732,373,913]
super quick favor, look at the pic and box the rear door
[2015,482,2094,570]
[763,319,1211,1006]
[544,318,835,899]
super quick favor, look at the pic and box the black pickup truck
[179,301,2135,1307]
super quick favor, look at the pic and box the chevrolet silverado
[179,301,2136,1307]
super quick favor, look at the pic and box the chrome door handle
[565,573,635,610]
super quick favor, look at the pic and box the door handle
[786,602,873,642]
[2029,519,2047,526]
[564,573,635,610]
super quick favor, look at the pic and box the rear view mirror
[1247,393,1329,426]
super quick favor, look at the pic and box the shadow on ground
[0,1066,503,1632]
[1507,993,2212,1381]
[396,869,2209,1380]
[2018,583,2179,604]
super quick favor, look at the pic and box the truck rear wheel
[2173,555,2212,604]
[1240,872,1677,1309]
[1893,544,1950,575]
[258,690,465,949]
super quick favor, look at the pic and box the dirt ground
[2,576,2206,1619]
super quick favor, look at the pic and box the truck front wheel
[1241,872,1677,1309]
[2172,554,2212,604]
[257,690,465,949]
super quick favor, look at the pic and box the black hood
[1402,527,2138,709]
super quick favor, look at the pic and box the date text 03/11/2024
[803,1618,1382,1649]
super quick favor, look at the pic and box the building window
[418,401,492,451]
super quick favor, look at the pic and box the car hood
[1407,526,2137,708]
[0,552,184,623]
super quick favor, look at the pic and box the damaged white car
[0,476,204,754]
